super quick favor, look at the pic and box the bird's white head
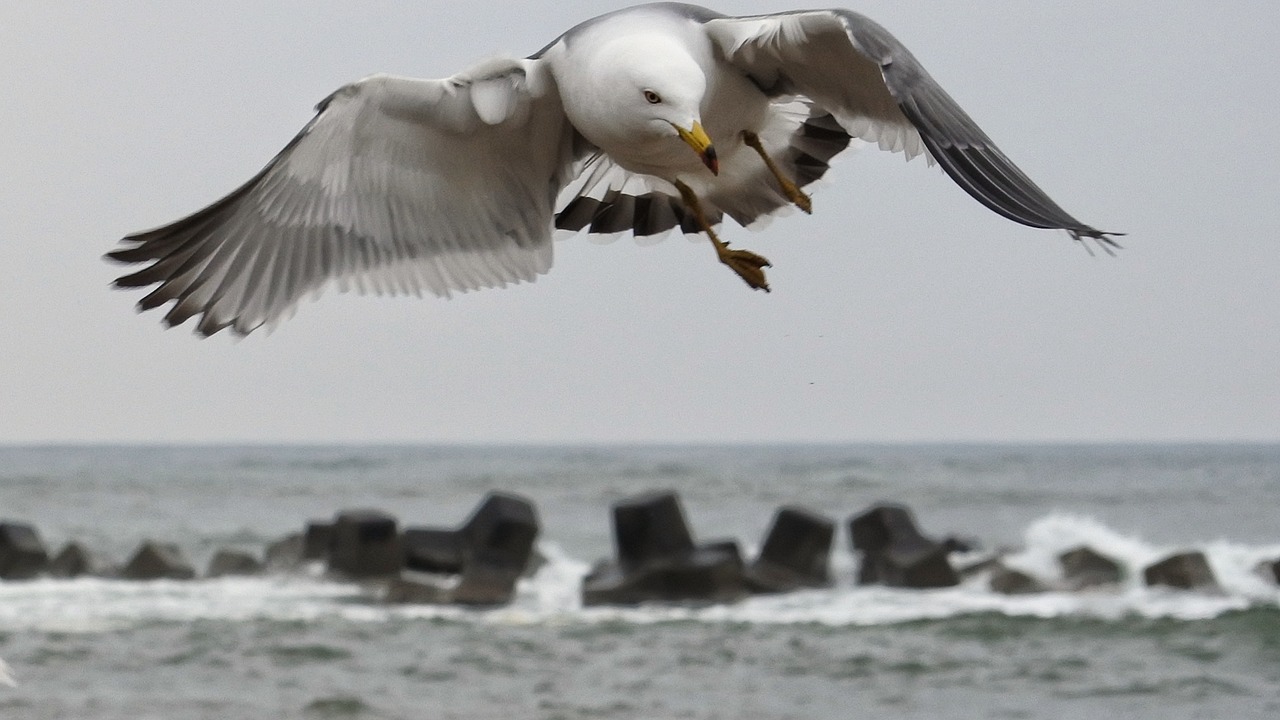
[560,33,717,176]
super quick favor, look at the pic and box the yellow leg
[674,180,771,292]
[743,131,812,214]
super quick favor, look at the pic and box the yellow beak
[675,121,719,176]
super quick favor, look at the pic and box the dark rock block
[582,542,748,606]
[1058,546,1124,589]
[0,522,50,580]
[612,491,695,570]
[858,547,957,589]
[1144,551,1217,590]
[849,503,944,555]
[581,492,750,606]
[403,528,464,574]
[303,521,334,561]
[452,564,524,606]
[328,510,402,579]
[122,541,195,580]
[746,506,834,593]
[393,493,541,606]
[48,541,108,578]
[989,565,1046,595]
[849,504,959,589]
[206,549,263,577]
[49,542,90,578]
[460,492,539,574]
[445,492,541,605]
[656,542,747,602]
[265,532,305,570]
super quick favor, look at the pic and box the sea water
[0,444,1277,719]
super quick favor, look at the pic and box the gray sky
[2,1,1277,444]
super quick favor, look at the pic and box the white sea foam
[2,516,1277,634]
[1005,512,1280,599]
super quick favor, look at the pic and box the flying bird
[107,3,1118,337]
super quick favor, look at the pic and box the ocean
[1,444,1278,719]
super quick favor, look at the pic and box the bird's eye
[643,90,662,104]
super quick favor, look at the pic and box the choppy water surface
[1,444,1278,719]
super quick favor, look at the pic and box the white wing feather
[705,12,929,160]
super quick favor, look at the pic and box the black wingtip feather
[922,133,1118,248]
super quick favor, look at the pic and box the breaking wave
[2,514,1278,634]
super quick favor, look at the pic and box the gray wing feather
[108,62,577,336]
[704,10,1119,247]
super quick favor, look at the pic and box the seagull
[107,3,1118,337]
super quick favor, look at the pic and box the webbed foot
[675,178,773,292]
[716,243,772,292]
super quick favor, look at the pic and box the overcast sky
[1,1,1277,444]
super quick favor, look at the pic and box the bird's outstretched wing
[107,60,577,336]
[703,10,1119,247]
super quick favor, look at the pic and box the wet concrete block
[265,532,305,570]
[461,492,540,575]
[989,564,1047,595]
[390,493,541,607]
[1058,546,1124,589]
[849,504,959,589]
[303,521,334,561]
[328,510,402,579]
[746,505,835,593]
[122,541,195,580]
[402,528,464,574]
[1144,551,1217,590]
[859,545,957,589]
[48,541,107,578]
[438,492,542,605]
[206,549,263,577]
[581,492,750,606]
[582,541,748,606]
[451,564,525,606]
[0,522,50,580]
[612,491,695,569]
[849,504,922,554]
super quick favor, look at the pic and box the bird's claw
[786,185,813,215]
[718,246,772,292]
